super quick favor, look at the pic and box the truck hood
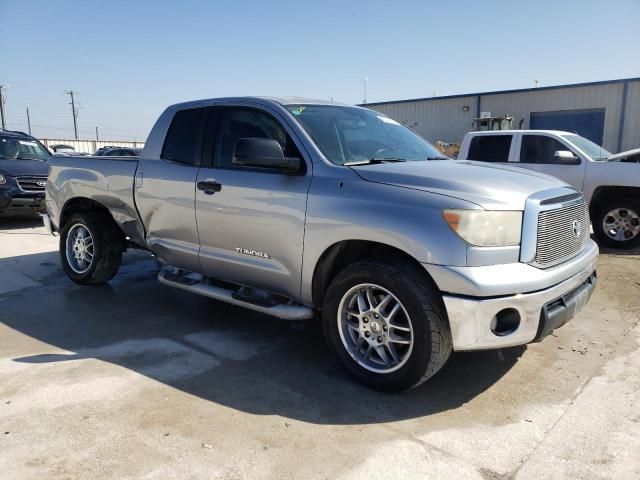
[350,160,569,210]
[607,148,640,163]
[0,158,49,177]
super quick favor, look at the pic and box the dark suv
[0,130,51,217]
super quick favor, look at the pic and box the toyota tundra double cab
[43,98,598,391]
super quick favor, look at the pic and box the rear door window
[520,135,575,164]
[161,107,207,165]
[467,135,512,162]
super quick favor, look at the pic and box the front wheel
[592,197,640,250]
[322,258,452,392]
[59,211,123,284]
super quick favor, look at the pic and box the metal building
[364,77,639,153]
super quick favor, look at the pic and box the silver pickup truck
[44,97,598,391]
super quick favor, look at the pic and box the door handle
[197,179,222,195]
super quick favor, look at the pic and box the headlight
[0,174,6,184]
[443,209,522,247]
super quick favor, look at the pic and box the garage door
[530,108,605,145]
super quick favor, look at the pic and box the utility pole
[65,90,79,140]
[26,107,32,135]
[95,126,99,141]
[0,85,7,130]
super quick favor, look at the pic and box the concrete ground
[1,218,639,480]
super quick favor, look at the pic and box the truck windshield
[0,135,51,161]
[285,105,446,165]
[561,134,611,161]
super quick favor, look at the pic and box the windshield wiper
[345,158,407,166]
[426,156,448,160]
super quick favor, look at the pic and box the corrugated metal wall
[623,81,640,151]
[371,95,479,145]
[366,79,639,153]
[40,139,145,154]
[480,84,623,151]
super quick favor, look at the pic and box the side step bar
[158,269,314,321]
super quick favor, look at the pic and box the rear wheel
[60,211,123,284]
[592,197,640,250]
[322,258,452,392]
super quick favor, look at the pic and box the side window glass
[467,135,512,162]
[161,107,206,165]
[214,107,301,169]
[520,135,571,164]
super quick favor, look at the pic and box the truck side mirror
[233,138,301,172]
[553,150,580,165]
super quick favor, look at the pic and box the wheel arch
[311,240,436,309]
[589,186,640,215]
[60,197,125,244]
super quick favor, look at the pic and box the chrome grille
[533,200,590,268]
[16,176,47,192]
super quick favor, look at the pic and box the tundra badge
[235,247,271,259]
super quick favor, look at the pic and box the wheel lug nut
[365,331,370,338]
[383,325,388,331]
[363,318,368,323]
[377,336,382,342]
[374,314,379,319]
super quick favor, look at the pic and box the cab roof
[467,129,575,136]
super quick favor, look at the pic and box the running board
[158,269,314,321]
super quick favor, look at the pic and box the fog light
[490,308,521,336]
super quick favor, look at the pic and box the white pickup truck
[459,130,640,249]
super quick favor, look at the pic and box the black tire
[322,258,452,392]
[59,211,123,284]
[592,197,640,250]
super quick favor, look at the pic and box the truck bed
[46,156,146,245]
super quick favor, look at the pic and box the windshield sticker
[291,106,306,115]
[377,115,400,125]
[19,141,38,147]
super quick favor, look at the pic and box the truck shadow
[0,216,45,232]
[1,251,525,426]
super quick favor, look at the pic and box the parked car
[0,130,50,216]
[95,146,126,156]
[99,147,142,157]
[43,98,598,391]
[50,144,76,153]
[459,130,640,249]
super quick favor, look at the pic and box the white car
[459,130,640,249]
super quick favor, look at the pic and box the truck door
[135,107,207,272]
[195,105,312,300]
[514,133,587,191]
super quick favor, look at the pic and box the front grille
[534,200,590,268]
[16,176,47,192]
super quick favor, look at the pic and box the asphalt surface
[1,218,639,479]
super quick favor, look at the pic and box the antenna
[363,77,368,104]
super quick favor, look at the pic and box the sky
[1,0,639,141]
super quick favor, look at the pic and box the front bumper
[430,240,598,351]
[0,186,46,216]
